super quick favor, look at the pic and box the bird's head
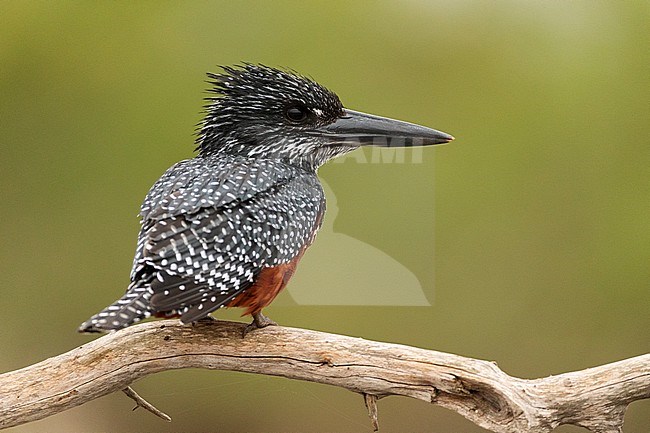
[197,64,453,170]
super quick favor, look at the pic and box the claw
[191,315,217,327]
[243,311,277,337]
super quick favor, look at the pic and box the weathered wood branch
[0,320,648,432]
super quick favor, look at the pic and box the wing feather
[127,156,325,321]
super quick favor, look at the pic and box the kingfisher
[78,64,453,333]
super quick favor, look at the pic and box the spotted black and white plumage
[78,63,453,332]
[79,65,343,332]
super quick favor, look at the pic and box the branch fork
[0,320,647,432]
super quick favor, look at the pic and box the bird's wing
[140,155,297,221]
[130,157,325,322]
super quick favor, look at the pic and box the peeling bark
[0,320,647,432]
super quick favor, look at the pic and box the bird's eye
[285,105,308,123]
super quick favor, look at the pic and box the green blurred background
[1,1,648,432]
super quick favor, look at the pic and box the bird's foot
[192,315,217,327]
[243,311,277,337]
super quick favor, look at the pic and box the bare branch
[122,386,171,422]
[0,320,648,432]
[363,393,379,431]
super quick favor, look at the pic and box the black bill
[319,109,454,147]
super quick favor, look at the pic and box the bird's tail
[77,285,152,333]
